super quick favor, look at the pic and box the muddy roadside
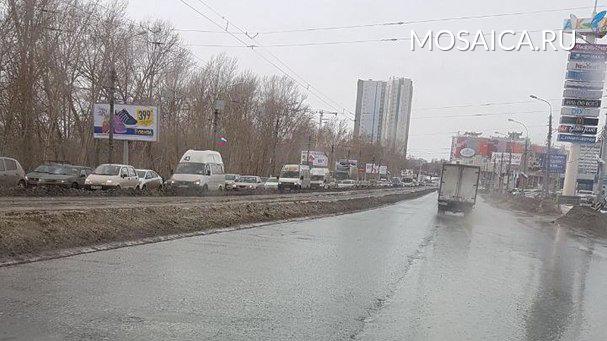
[0,188,436,266]
[481,192,562,216]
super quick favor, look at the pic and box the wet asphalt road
[1,193,607,340]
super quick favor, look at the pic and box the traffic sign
[560,116,599,126]
[566,71,606,83]
[557,134,596,144]
[569,52,607,62]
[560,107,600,117]
[562,98,601,108]
[562,88,603,99]
[564,80,604,90]
[558,124,598,135]
[567,61,607,72]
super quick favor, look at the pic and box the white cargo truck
[438,163,481,214]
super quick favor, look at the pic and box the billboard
[578,144,601,175]
[538,153,568,174]
[300,151,328,167]
[560,106,600,117]
[93,104,159,142]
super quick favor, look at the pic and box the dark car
[26,164,92,189]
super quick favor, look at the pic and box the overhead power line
[176,5,601,35]
[181,0,355,118]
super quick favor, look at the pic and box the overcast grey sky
[122,0,604,160]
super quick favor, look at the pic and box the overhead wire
[192,0,356,119]
[178,0,351,118]
[175,5,602,35]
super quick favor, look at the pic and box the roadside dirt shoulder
[0,188,435,266]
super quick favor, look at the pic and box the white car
[225,174,239,190]
[263,177,279,190]
[136,169,163,190]
[85,164,140,190]
[337,179,356,189]
[233,176,262,190]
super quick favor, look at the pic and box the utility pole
[212,99,225,149]
[306,134,312,166]
[530,95,553,197]
[108,66,116,164]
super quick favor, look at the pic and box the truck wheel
[71,182,79,189]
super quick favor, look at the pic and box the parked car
[233,175,262,190]
[391,177,403,187]
[225,174,239,190]
[337,179,357,189]
[136,169,163,190]
[165,150,225,191]
[85,164,140,190]
[0,157,26,188]
[263,177,279,190]
[26,163,92,189]
[324,179,338,190]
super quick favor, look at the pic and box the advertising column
[558,41,606,196]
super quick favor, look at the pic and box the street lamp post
[508,118,529,189]
[530,95,553,198]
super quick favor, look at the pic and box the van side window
[5,159,17,171]
[128,167,136,177]
[121,167,128,176]
[0,159,5,171]
[211,163,224,175]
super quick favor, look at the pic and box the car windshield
[50,165,74,175]
[266,177,278,183]
[93,165,121,176]
[33,165,52,173]
[225,174,237,180]
[239,177,257,183]
[174,162,206,175]
[137,171,146,178]
[280,171,299,178]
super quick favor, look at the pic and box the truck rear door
[459,166,480,204]
[439,165,460,201]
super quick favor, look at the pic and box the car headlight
[194,180,201,186]
[106,180,113,184]
[85,179,90,184]
[60,180,66,183]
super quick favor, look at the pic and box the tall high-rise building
[353,80,385,143]
[353,77,413,156]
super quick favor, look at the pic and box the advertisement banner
[558,125,598,135]
[538,153,567,174]
[568,52,607,62]
[565,71,605,83]
[569,43,607,53]
[560,116,599,126]
[564,80,604,90]
[379,165,388,175]
[562,88,603,99]
[300,151,328,167]
[562,98,601,108]
[567,61,607,72]
[491,152,523,166]
[578,144,601,175]
[560,106,600,117]
[93,104,159,142]
[557,134,596,144]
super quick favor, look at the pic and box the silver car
[0,157,26,188]
[85,164,140,190]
